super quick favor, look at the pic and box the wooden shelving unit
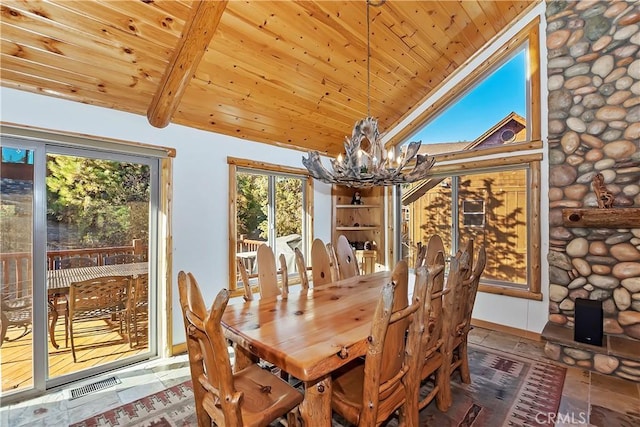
[332,186,385,271]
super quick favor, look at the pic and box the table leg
[47,297,59,349]
[231,342,258,372]
[299,375,332,426]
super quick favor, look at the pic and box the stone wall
[546,0,640,341]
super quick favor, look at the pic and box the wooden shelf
[335,226,379,231]
[562,208,640,228]
[336,204,380,209]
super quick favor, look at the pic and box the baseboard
[471,318,542,342]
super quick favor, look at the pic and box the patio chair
[67,275,131,362]
[310,238,332,287]
[0,285,32,347]
[330,260,430,426]
[178,271,303,427]
[104,254,143,265]
[51,256,97,345]
[59,256,96,269]
[128,273,149,348]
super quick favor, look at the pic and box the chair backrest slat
[256,244,281,299]
[236,257,253,301]
[325,242,340,282]
[310,238,332,286]
[293,248,309,290]
[279,253,290,298]
[335,235,359,280]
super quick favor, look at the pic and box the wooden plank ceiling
[0,0,536,157]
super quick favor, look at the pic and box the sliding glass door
[1,136,159,401]
[1,143,36,394]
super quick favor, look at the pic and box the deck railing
[0,239,147,294]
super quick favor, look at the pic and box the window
[462,199,485,227]
[398,19,541,300]
[228,157,313,292]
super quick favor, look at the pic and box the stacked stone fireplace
[544,0,640,382]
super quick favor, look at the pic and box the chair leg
[286,407,300,427]
[69,319,77,363]
[0,313,8,348]
[435,354,452,412]
[458,339,471,384]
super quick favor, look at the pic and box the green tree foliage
[236,173,267,240]
[46,155,150,248]
[273,177,302,237]
[236,173,302,241]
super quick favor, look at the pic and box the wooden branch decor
[592,173,615,209]
[562,208,640,228]
[147,0,228,128]
[562,173,639,228]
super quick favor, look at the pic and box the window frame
[396,18,542,300]
[227,157,313,293]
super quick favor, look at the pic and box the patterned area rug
[71,345,566,427]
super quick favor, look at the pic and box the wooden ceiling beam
[147,0,228,128]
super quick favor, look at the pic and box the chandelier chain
[367,0,371,117]
[301,0,435,188]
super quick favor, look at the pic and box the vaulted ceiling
[0,0,537,156]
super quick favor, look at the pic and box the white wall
[0,87,333,346]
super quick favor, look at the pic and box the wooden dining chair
[279,253,290,298]
[310,238,332,286]
[418,237,448,412]
[449,245,487,385]
[67,275,131,362]
[335,235,360,280]
[256,244,281,299]
[436,244,473,411]
[290,248,308,290]
[414,243,427,269]
[331,260,430,426]
[237,257,254,302]
[178,271,303,427]
[326,242,340,282]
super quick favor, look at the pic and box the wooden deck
[1,315,148,393]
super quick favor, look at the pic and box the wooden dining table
[46,262,148,348]
[221,270,395,426]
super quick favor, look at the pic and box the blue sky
[409,50,526,145]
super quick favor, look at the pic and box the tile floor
[1,327,639,426]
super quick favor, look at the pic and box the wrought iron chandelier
[302,0,436,188]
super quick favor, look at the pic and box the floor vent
[69,376,121,400]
